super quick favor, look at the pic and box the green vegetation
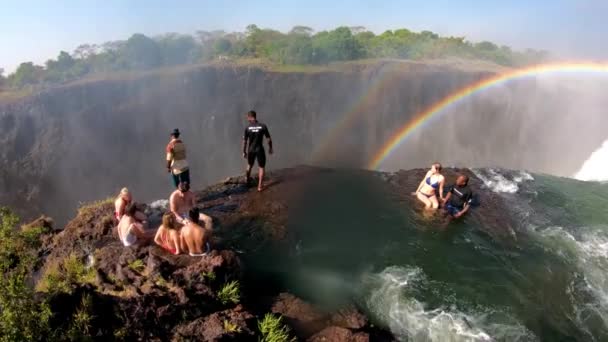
[201,270,216,282]
[217,280,240,305]
[128,259,145,273]
[2,25,549,92]
[0,207,52,341]
[66,294,94,341]
[258,314,296,342]
[37,253,97,294]
[77,197,113,216]
[223,319,241,333]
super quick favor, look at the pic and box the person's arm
[169,194,183,223]
[191,192,197,208]
[153,227,163,246]
[242,128,249,158]
[172,231,181,255]
[131,222,147,239]
[166,143,173,173]
[455,204,470,218]
[413,171,431,195]
[438,177,446,201]
[443,191,452,205]
[179,233,188,254]
[264,125,273,154]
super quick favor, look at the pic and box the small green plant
[223,319,241,333]
[201,270,216,282]
[155,276,168,288]
[128,259,145,273]
[37,253,97,294]
[67,294,94,340]
[258,314,295,342]
[217,280,240,305]
[114,327,128,339]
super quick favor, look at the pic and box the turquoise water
[250,169,608,341]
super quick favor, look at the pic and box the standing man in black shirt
[243,110,273,191]
[442,174,474,219]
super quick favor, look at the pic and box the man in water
[243,110,273,191]
[180,208,212,256]
[442,174,474,219]
[169,181,213,228]
[166,128,190,189]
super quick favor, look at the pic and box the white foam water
[149,199,169,210]
[363,266,534,342]
[575,139,608,182]
[472,169,533,194]
[535,227,608,334]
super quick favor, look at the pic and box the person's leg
[429,195,439,209]
[416,192,432,209]
[171,171,180,188]
[245,153,255,185]
[257,151,267,191]
[179,169,190,186]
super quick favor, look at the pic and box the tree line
[0,25,549,90]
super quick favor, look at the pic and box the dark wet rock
[172,306,257,341]
[271,293,328,338]
[330,307,369,330]
[308,326,370,342]
[31,166,396,340]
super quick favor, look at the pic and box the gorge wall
[1,60,606,223]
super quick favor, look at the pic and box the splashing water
[575,139,608,181]
[244,168,608,341]
[472,169,534,193]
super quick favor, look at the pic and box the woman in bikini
[413,162,445,209]
[114,187,132,221]
[117,203,153,247]
[154,213,182,255]
[114,187,147,222]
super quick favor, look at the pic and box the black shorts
[247,150,266,168]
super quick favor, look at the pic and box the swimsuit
[120,224,138,247]
[445,203,461,217]
[189,242,211,257]
[426,176,440,189]
[420,176,440,198]
[158,230,178,255]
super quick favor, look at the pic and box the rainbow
[310,63,402,162]
[368,62,608,170]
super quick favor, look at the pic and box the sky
[1,0,607,73]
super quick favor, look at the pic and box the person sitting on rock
[154,212,182,255]
[413,162,445,210]
[180,208,212,256]
[442,174,474,220]
[114,187,146,222]
[117,203,154,247]
[169,181,213,228]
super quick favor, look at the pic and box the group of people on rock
[413,162,474,219]
[113,110,274,255]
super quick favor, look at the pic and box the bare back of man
[180,222,209,256]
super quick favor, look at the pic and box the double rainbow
[368,62,608,170]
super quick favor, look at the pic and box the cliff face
[1,60,606,222]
